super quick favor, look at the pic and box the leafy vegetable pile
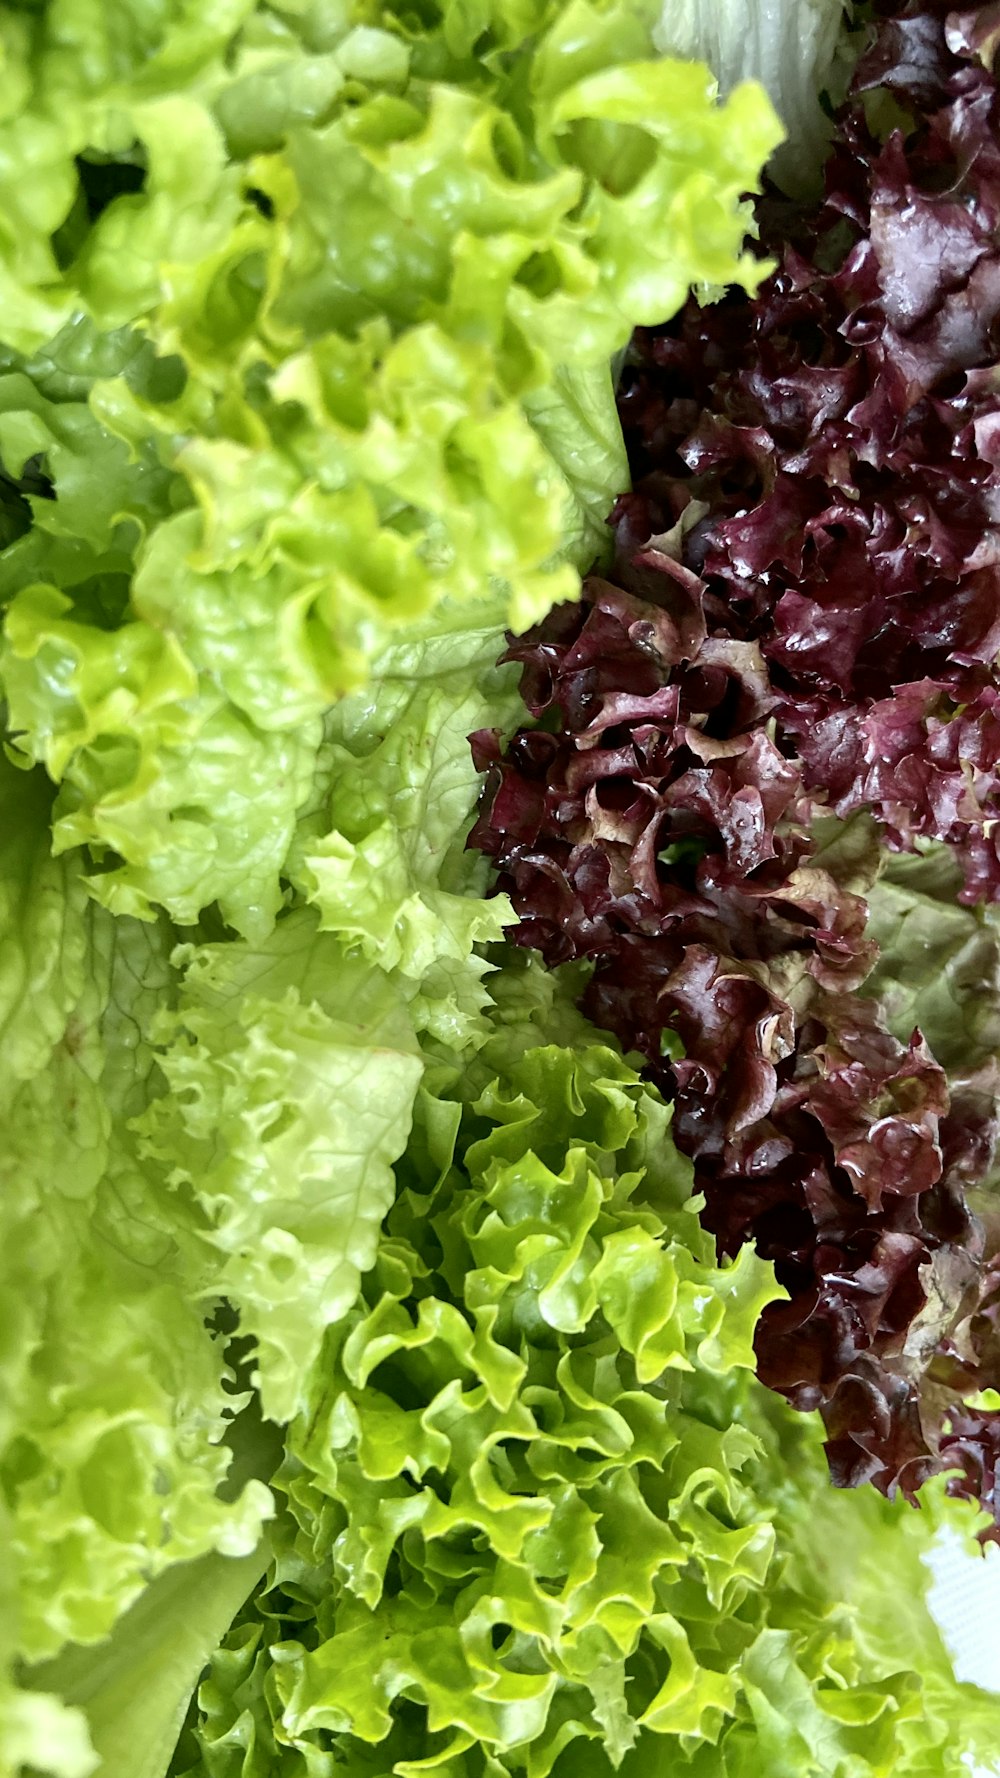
[2,1,999,1775]
[168,962,998,1778]
[472,0,1000,1533]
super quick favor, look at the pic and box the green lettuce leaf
[724,1389,1000,1778]
[0,0,780,932]
[863,845,1000,1075]
[134,913,425,1423]
[0,1664,96,1778]
[522,360,630,573]
[0,608,536,1772]
[20,1548,268,1778]
[19,1401,283,1778]
[172,958,996,1778]
[287,616,523,1050]
[0,752,274,1777]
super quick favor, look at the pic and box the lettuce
[0,2,785,1771]
[15,5,991,1777]
[0,751,273,1774]
[0,0,781,936]
[471,0,1000,1531]
[0,755,272,1653]
[864,847,1000,1078]
[168,961,997,1778]
[651,0,854,196]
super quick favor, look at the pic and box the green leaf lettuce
[168,959,999,1778]
[0,0,781,933]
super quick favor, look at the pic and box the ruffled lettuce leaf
[0,1664,96,1778]
[134,913,425,1424]
[286,618,523,1038]
[171,958,997,1778]
[0,0,780,935]
[740,1393,1000,1778]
